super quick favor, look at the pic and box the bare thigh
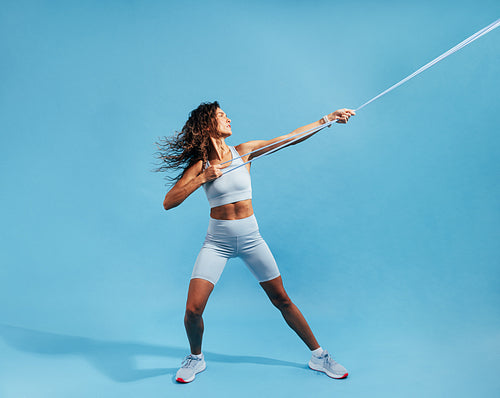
[186,278,215,315]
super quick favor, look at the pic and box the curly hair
[154,101,221,184]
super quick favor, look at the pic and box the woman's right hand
[203,164,223,182]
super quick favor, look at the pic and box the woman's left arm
[237,108,355,161]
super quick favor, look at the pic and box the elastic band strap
[220,119,335,167]
[355,18,500,111]
[221,18,500,174]
[222,123,329,174]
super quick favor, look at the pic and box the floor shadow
[0,324,305,383]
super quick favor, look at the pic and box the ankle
[190,352,203,359]
[311,347,324,357]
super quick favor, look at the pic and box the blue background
[1,1,499,397]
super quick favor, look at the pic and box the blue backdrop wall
[1,1,499,397]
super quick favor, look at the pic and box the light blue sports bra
[203,146,252,208]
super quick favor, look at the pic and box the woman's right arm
[163,161,222,210]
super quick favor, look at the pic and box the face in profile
[215,108,232,137]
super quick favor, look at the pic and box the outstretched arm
[163,161,222,210]
[237,109,355,161]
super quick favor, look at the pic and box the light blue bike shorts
[191,214,281,285]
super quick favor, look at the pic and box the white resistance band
[220,17,500,175]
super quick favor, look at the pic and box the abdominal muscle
[210,199,254,220]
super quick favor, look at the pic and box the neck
[209,137,229,160]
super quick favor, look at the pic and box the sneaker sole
[176,362,206,383]
[308,361,348,379]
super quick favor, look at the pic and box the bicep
[237,136,289,161]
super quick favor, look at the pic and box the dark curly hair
[154,101,221,184]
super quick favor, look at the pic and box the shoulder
[236,141,255,152]
[235,141,258,161]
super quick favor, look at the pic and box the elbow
[163,195,179,211]
[163,200,175,211]
[163,196,172,211]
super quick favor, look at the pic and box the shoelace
[321,351,338,367]
[181,355,201,368]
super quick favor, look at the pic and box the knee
[185,304,204,320]
[270,294,293,311]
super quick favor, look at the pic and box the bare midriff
[210,199,253,220]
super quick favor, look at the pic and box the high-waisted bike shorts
[191,214,280,285]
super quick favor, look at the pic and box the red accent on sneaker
[341,373,348,379]
[176,378,187,383]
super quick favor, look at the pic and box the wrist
[321,115,332,127]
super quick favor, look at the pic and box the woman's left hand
[328,108,356,124]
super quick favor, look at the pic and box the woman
[157,101,355,383]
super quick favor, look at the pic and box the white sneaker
[309,350,348,379]
[176,354,206,383]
